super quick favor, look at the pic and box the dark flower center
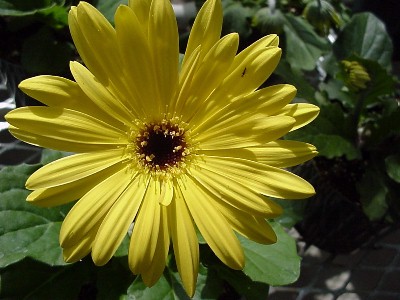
[136,121,187,171]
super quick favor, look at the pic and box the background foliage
[1,0,399,298]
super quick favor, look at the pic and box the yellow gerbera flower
[6,0,319,296]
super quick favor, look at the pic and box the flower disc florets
[129,117,194,179]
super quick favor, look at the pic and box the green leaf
[333,13,393,70]
[283,14,330,71]
[358,168,388,221]
[95,258,135,299]
[0,0,65,16]
[21,27,73,75]
[0,164,71,267]
[385,155,400,183]
[125,264,222,300]
[241,221,300,286]
[40,148,70,165]
[222,2,252,39]
[210,265,269,300]
[93,0,128,23]
[319,79,354,109]
[274,198,307,228]
[0,163,40,192]
[286,103,360,159]
[274,59,316,102]
[0,258,92,299]
[358,58,396,107]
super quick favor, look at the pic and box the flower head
[6,0,319,296]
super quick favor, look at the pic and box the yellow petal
[60,167,132,248]
[69,2,119,85]
[197,116,295,150]
[18,76,119,127]
[92,175,147,265]
[168,185,199,296]
[201,140,318,168]
[129,180,161,274]
[202,156,315,199]
[63,222,101,263]
[208,47,281,106]
[6,107,127,151]
[128,0,151,37]
[193,84,296,132]
[141,206,170,287]
[183,0,222,67]
[70,61,134,124]
[277,103,320,131]
[181,177,245,270]
[191,165,282,217]
[26,149,125,189]
[148,0,179,110]
[178,33,239,120]
[215,201,277,244]
[115,5,157,117]
[234,34,279,64]
[158,181,174,206]
[27,162,126,207]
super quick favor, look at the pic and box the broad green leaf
[114,235,130,257]
[283,14,330,71]
[306,133,359,160]
[222,2,252,39]
[95,257,135,299]
[0,164,71,267]
[40,148,70,165]
[93,0,128,23]
[0,258,92,299]
[333,56,395,109]
[385,155,400,183]
[319,80,354,109]
[358,169,388,221]
[0,163,40,192]
[0,0,64,16]
[21,27,73,75]
[125,264,222,300]
[274,59,316,102]
[241,221,300,286]
[38,4,69,29]
[210,264,269,300]
[286,103,360,159]
[274,198,307,228]
[357,58,396,107]
[366,104,400,147]
[333,13,393,70]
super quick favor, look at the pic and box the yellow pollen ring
[126,117,197,181]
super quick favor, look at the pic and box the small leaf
[333,13,393,70]
[241,221,301,286]
[283,14,330,71]
[385,154,400,183]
